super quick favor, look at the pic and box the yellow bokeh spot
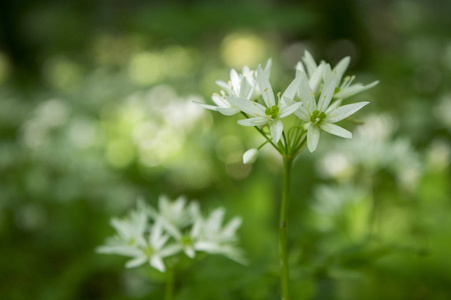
[221,33,266,68]
[128,52,166,85]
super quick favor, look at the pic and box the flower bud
[243,148,258,164]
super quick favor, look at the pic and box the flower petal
[257,66,275,107]
[227,97,266,116]
[326,102,369,123]
[215,80,233,95]
[237,117,268,126]
[269,119,283,143]
[333,56,350,83]
[307,125,320,152]
[317,74,338,112]
[125,256,147,268]
[334,81,379,99]
[303,50,317,77]
[264,58,272,78]
[309,63,324,93]
[279,101,302,118]
[297,71,316,114]
[282,77,301,100]
[294,105,310,121]
[216,107,240,116]
[320,122,352,138]
[150,256,166,272]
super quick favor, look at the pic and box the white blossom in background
[97,195,244,272]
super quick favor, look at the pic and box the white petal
[215,80,233,95]
[196,103,219,111]
[125,256,147,268]
[307,125,320,152]
[257,67,275,107]
[279,101,302,118]
[334,81,379,99]
[297,72,316,114]
[282,77,300,100]
[227,97,266,116]
[325,99,342,114]
[269,119,283,143]
[150,256,166,272]
[223,217,242,237]
[317,75,338,112]
[159,244,183,257]
[237,117,268,126]
[294,106,310,121]
[303,50,317,77]
[295,61,306,74]
[230,69,241,91]
[320,122,352,138]
[309,63,324,93]
[238,76,249,98]
[326,102,369,123]
[184,247,196,258]
[333,56,350,83]
[217,107,240,116]
[211,94,229,107]
[264,58,272,78]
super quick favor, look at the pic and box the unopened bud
[243,148,258,164]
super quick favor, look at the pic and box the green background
[1,0,450,299]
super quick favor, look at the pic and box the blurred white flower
[96,209,181,272]
[97,195,245,271]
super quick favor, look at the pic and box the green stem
[280,156,293,300]
[165,267,175,300]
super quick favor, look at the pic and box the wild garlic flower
[295,72,369,152]
[97,195,245,272]
[243,148,258,164]
[196,59,272,116]
[96,211,180,272]
[189,208,245,264]
[227,67,301,143]
[296,50,378,100]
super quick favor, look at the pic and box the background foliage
[1,0,450,299]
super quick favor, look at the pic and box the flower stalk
[280,155,294,300]
[165,267,175,300]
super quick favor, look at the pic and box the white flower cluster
[96,195,244,272]
[199,51,378,154]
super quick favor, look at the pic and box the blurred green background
[1,0,450,299]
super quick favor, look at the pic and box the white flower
[190,208,245,264]
[196,59,272,116]
[96,213,181,272]
[227,67,302,143]
[296,50,378,100]
[243,148,258,164]
[154,196,201,259]
[295,72,369,152]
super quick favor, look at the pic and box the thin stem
[280,156,293,300]
[165,267,175,300]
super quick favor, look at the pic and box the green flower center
[265,105,279,119]
[310,110,326,124]
[143,245,155,258]
[182,235,192,247]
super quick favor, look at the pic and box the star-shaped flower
[227,67,301,143]
[196,59,272,116]
[295,72,369,152]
